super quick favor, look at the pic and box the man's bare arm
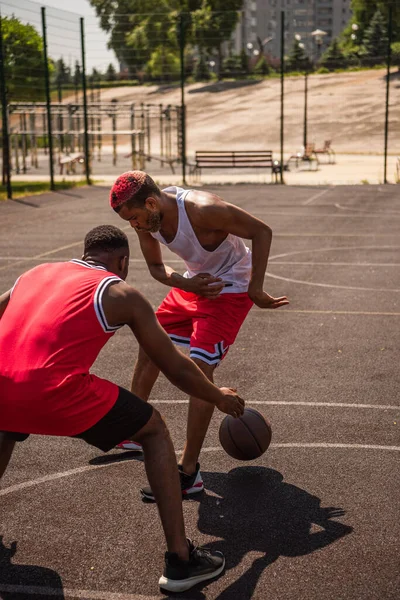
[187,193,289,309]
[137,231,223,296]
[0,290,11,320]
[101,281,244,416]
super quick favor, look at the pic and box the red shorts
[156,288,253,366]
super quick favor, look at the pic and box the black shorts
[2,387,153,453]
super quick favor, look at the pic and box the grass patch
[0,179,88,201]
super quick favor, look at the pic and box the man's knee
[191,357,216,380]
[134,408,169,442]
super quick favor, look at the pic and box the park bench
[59,152,85,175]
[287,143,319,171]
[314,140,336,164]
[189,150,280,183]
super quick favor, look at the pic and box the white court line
[2,257,400,268]
[268,261,400,267]
[334,203,400,216]
[269,245,400,261]
[0,226,132,273]
[275,233,394,237]
[302,188,332,206]
[0,585,157,600]
[150,400,400,410]
[252,309,400,316]
[1,442,399,498]
[266,271,400,292]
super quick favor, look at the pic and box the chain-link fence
[1,1,399,198]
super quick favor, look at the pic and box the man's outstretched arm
[188,193,289,309]
[102,282,245,417]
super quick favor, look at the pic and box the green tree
[147,47,180,80]
[54,58,72,88]
[349,1,400,44]
[194,53,211,80]
[73,61,81,86]
[253,55,270,75]
[89,0,194,76]
[362,9,388,58]
[320,38,346,69]
[0,16,49,101]
[105,63,117,81]
[286,39,310,71]
[192,0,243,80]
[392,41,400,70]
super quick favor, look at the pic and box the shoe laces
[188,540,214,564]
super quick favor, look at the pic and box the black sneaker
[159,539,225,592]
[140,463,204,502]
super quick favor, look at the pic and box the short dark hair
[84,225,129,254]
[109,171,161,212]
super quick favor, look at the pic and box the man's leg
[179,360,216,476]
[116,348,161,450]
[0,433,16,481]
[131,346,160,401]
[132,408,189,559]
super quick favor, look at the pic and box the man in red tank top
[0,225,245,593]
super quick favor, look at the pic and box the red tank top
[0,260,122,436]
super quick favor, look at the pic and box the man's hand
[248,289,289,309]
[215,387,245,418]
[184,273,225,297]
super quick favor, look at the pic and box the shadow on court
[193,467,353,600]
[0,536,64,600]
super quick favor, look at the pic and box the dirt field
[93,69,400,155]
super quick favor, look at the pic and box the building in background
[231,0,352,61]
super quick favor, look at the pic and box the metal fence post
[41,7,55,190]
[280,11,285,184]
[384,6,393,185]
[178,12,187,185]
[303,71,308,149]
[80,17,91,185]
[0,11,12,199]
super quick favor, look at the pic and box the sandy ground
[93,68,400,155]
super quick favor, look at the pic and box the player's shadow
[0,536,64,599]
[198,467,353,600]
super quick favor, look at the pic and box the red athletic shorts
[156,288,253,366]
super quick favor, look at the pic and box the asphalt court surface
[0,184,399,600]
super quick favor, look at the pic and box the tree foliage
[362,9,388,58]
[105,63,117,81]
[1,16,49,101]
[89,0,243,78]
[320,38,346,69]
[350,1,400,43]
[286,39,310,71]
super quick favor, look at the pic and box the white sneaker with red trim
[115,440,143,451]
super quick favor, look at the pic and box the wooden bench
[189,150,280,182]
[59,152,85,175]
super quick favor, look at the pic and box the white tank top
[151,187,252,294]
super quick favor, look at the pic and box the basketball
[219,408,272,461]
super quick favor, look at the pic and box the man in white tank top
[110,171,288,500]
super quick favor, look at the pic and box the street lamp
[351,22,359,42]
[311,28,328,61]
[253,49,260,56]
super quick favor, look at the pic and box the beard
[137,210,162,233]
